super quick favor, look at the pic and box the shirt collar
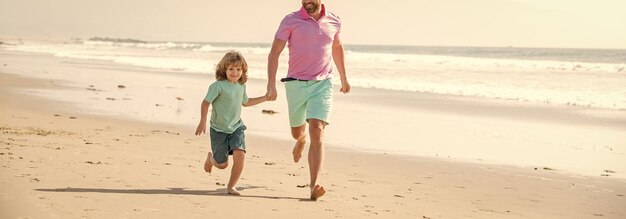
[298,4,326,20]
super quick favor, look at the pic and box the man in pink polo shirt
[266,0,350,200]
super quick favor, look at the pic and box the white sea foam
[83,40,201,50]
[4,41,626,110]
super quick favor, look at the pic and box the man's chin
[303,4,317,13]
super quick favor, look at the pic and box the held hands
[266,84,277,101]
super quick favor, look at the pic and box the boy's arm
[195,100,211,135]
[243,96,267,107]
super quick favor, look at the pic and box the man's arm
[332,38,350,94]
[266,38,287,101]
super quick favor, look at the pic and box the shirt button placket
[316,18,322,35]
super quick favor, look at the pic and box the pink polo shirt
[275,4,341,81]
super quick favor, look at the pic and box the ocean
[5,38,626,110]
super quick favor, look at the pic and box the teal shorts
[210,125,246,164]
[284,78,333,127]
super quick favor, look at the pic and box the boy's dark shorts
[210,125,246,164]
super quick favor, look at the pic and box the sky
[1,0,625,49]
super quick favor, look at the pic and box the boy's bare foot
[204,152,214,173]
[227,187,240,196]
[292,140,306,163]
[310,184,326,201]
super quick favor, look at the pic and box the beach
[1,45,626,218]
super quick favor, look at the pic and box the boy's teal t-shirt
[204,80,249,134]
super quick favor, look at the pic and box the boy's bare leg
[204,152,217,173]
[291,125,307,163]
[227,149,245,195]
[308,119,326,200]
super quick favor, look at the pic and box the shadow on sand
[36,186,311,201]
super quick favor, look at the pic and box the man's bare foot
[227,187,240,196]
[310,184,326,201]
[204,152,214,173]
[292,140,306,163]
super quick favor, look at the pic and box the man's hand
[340,79,351,94]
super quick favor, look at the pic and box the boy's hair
[215,50,248,84]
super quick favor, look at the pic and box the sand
[1,49,626,218]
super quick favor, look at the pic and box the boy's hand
[195,123,206,135]
[264,93,270,102]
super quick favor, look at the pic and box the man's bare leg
[227,149,245,195]
[308,119,326,200]
[310,184,326,201]
[291,125,307,163]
